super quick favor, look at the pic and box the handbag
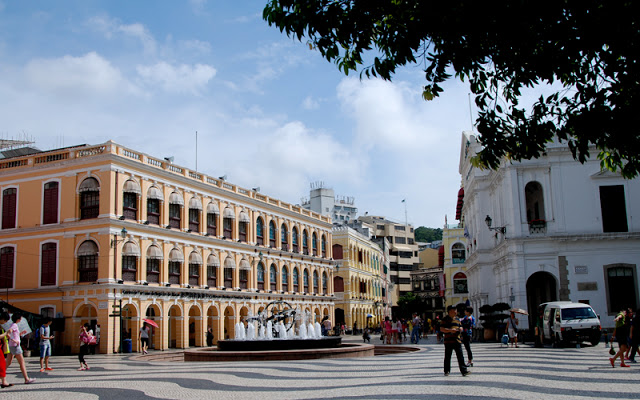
[609,346,616,355]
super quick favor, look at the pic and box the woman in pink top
[6,313,35,384]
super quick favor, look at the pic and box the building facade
[459,132,640,330]
[0,141,334,354]
[409,266,445,321]
[301,182,357,223]
[358,215,419,309]
[442,223,469,308]
[331,226,390,330]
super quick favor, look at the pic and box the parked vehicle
[541,302,601,347]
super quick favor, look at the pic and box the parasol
[143,319,159,328]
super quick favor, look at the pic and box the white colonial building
[459,132,640,330]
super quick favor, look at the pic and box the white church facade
[458,132,640,330]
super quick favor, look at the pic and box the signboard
[1,314,33,337]
[98,302,109,310]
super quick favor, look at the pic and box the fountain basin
[184,342,374,362]
[217,337,341,352]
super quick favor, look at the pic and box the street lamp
[485,215,506,234]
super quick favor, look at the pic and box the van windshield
[561,307,597,320]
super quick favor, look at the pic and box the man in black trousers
[440,305,471,376]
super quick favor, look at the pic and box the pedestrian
[0,312,14,388]
[206,327,214,347]
[384,317,392,344]
[38,317,55,372]
[140,322,150,354]
[353,321,358,335]
[411,313,421,344]
[5,313,36,384]
[362,327,371,343]
[628,307,640,363]
[610,310,630,367]
[506,312,519,348]
[624,308,633,360]
[78,323,93,370]
[461,307,475,366]
[435,316,442,343]
[321,316,332,336]
[441,305,470,377]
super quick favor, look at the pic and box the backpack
[35,325,41,342]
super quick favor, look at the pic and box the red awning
[455,187,464,220]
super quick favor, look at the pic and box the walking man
[440,305,470,377]
[411,313,421,344]
[39,317,55,372]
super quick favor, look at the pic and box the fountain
[184,300,375,361]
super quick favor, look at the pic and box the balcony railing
[528,219,547,234]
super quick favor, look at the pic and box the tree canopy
[263,1,640,177]
[414,226,442,243]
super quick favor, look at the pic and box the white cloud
[178,39,212,55]
[87,16,157,54]
[302,96,320,110]
[24,52,138,97]
[136,62,216,94]
[337,77,440,154]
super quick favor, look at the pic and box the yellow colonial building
[0,141,334,354]
[443,221,469,308]
[331,226,390,330]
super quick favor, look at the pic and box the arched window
[188,197,202,232]
[321,235,326,257]
[77,241,98,282]
[256,217,264,245]
[188,251,202,286]
[303,269,310,293]
[452,243,466,264]
[146,245,162,284]
[453,272,468,294]
[122,180,140,220]
[41,242,57,286]
[270,264,277,291]
[79,178,99,220]
[292,227,299,252]
[2,188,17,229]
[282,266,289,292]
[322,272,328,294]
[313,271,319,293]
[222,207,234,239]
[302,230,309,255]
[281,224,288,251]
[269,221,276,248]
[43,181,59,224]
[224,257,234,288]
[293,267,299,292]
[257,262,265,290]
[168,192,183,229]
[239,211,250,242]
[312,233,318,256]
[525,181,546,223]
[168,248,183,285]
[121,241,140,282]
[207,254,220,288]
[206,201,219,236]
[0,247,14,289]
[146,186,163,225]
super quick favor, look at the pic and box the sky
[0,0,475,229]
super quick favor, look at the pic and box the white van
[541,302,601,346]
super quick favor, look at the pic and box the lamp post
[485,215,506,234]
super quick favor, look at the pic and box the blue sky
[0,0,474,229]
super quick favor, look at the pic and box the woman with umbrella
[141,319,158,354]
